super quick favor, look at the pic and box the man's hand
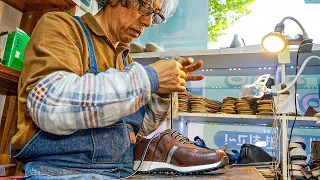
[149,57,204,94]
[174,57,204,81]
[149,60,187,94]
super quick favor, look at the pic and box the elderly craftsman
[10,0,208,179]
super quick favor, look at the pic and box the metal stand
[280,63,288,180]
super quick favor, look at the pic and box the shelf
[2,0,76,12]
[0,64,20,95]
[131,44,320,59]
[287,116,320,127]
[133,47,279,73]
[133,44,320,76]
[131,46,267,59]
[178,112,320,127]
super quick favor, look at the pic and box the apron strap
[74,16,145,132]
[122,52,128,67]
[73,16,99,74]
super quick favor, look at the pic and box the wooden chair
[0,64,23,176]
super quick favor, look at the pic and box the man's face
[111,0,162,43]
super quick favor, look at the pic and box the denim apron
[14,16,146,180]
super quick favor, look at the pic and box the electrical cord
[288,48,300,144]
[241,38,247,46]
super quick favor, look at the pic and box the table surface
[130,167,266,180]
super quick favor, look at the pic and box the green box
[2,28,30,71]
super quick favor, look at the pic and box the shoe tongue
[165,129,193,144]
[165,129,182,137]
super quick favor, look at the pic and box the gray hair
[96,0,135,10]
[96,0,180,25]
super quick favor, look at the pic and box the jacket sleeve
[138,93,179,136]
[27,63,160,135]
[126,54,180,136]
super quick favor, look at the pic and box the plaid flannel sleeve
[27,62,160,135]
[138,92,179,136]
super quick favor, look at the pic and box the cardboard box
[0,32,8,63]
[2,28,30,71]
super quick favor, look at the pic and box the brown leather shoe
[134,129,229,173]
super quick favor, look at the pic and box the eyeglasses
[138,0,165,25]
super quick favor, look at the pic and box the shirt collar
[81,13,105,37]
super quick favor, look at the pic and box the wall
[0,1,22,122]
[134,0,209,50]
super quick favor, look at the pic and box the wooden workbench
[130,167,266,180]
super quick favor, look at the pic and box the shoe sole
[290,149,307,160]
[289,170,304,179]
[290,154,307,160]
[288,164,303,170]
[291,160,307,167]
[133,156,228,174]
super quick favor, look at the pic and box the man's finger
[186,75,205,81]
[186,57,194,66]
[175,61,183,69]
[176,86,187,92]
[179,69,187,79]
[184,60,203,73]
[179,77,186,86]
[175,57,187,66]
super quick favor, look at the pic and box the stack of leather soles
[189,94,221,113]
[236,98,259,115]
[178,91,190,112]
[257,100,274,115]
[236,99,254,115]
[220,97,237,114]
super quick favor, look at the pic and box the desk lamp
[261,16,313,53]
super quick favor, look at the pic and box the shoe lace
[170,130,193,144]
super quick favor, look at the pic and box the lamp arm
[271,55,320,95]
[281,16,309,39]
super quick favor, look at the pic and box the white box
[272,83,300,114]
[0,33,8,62]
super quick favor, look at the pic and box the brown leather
[214,149,228,160]
[305,106,318,117]
[135,129,222,167]
[170,147,219,166]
